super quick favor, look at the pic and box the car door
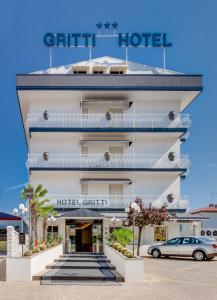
[178,237,195,256]
[160,237,182,255]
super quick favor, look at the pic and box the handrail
[27,153,190,169]
[27,113,191,129]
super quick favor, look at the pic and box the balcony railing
[27,113,191,129]
[47,194,189,209]
[27,154,190,169]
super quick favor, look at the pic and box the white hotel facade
[17,56,203,252]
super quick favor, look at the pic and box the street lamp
[23,187,34,244]
[110,217,120,227]
[192,221,198,236]
[125,201,140,257]
[13,204,28,255]
[48,216,56,238]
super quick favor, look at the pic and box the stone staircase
[33,252,124,285]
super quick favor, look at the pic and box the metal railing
[27,113,191,129]
[47,194,189,209]
[27,154,190,169]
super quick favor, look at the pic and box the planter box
[6,244,63,281]
[104,245,144,282]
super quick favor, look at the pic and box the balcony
[47,194,189,210]
[27,153,189,172]
[27,113,191,133]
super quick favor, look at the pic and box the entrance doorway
[75,222,92,252]
[65,218,103,253]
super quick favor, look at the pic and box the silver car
[148,236,217,261]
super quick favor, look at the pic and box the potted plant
[43,110,49,120]
[104,151,110,161]
[168,151,175,161]
[167,193,174,203]
[43,152,49,161]
[168,111,175,121]
[105,111,112,121]
[96,234,102,253]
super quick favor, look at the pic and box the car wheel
[193,251,205,261]
[152,249,161,258]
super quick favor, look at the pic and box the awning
[80,178,132,184]
[80,140,132,146]
[59,208,104,219]
[81,98,133,107]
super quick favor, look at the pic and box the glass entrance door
[75,222,92,252]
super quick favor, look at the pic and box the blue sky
[0,0,217,213]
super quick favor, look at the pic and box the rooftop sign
[43,23,172,48]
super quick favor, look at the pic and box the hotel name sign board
[43,32,172,48]
[55,198,109,208]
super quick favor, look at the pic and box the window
[81,145,88,155]
[73,70,87,74]
[167,238,182,245]
[109,145,123,154]
[182,237,201,244]
[81,183,88,195]
[182,237,193,244]
[194,238,201,244]
[47,226,58,233]
[154,227,166,241]
[109,184,123,195]
[110,70,124,74]
[109,108,123,115]
[93,70,104,74]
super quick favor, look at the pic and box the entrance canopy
[59,208,104,219]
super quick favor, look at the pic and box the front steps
[34,252,124,285]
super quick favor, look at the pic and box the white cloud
[3,182,27,193]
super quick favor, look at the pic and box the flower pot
[168,152,175,161]
[43,152,49,161]
[106,111,112,121]
[167,193,174,203]
[43,110,49,120]
[104,152,110,161]
[168,111,175,121]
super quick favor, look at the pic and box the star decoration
[104,22,110,29]
[96,23,103,29]
[112,22,118,29]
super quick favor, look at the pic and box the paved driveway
[0,257,217,300]
[143,256,217,295]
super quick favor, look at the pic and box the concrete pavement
[0,257,217,300]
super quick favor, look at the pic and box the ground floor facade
[37,210,202,253]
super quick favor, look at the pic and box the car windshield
[199,237,216,243]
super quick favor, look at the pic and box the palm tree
[21,184,49,242]
[37,204,57,241]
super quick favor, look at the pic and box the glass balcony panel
[27,113,191,129]
[27,154,190,169]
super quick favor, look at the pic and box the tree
[125,197,172,256]
[21,184,49,241]
[37,204,57,241]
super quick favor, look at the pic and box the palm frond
[35,184,43,194]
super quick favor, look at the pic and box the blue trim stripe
[29,127,188,133]
[29,167,187,173]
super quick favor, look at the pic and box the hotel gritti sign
[43,22,172,48]
[55,198,109,208]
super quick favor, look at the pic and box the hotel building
[16,56,202,252]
